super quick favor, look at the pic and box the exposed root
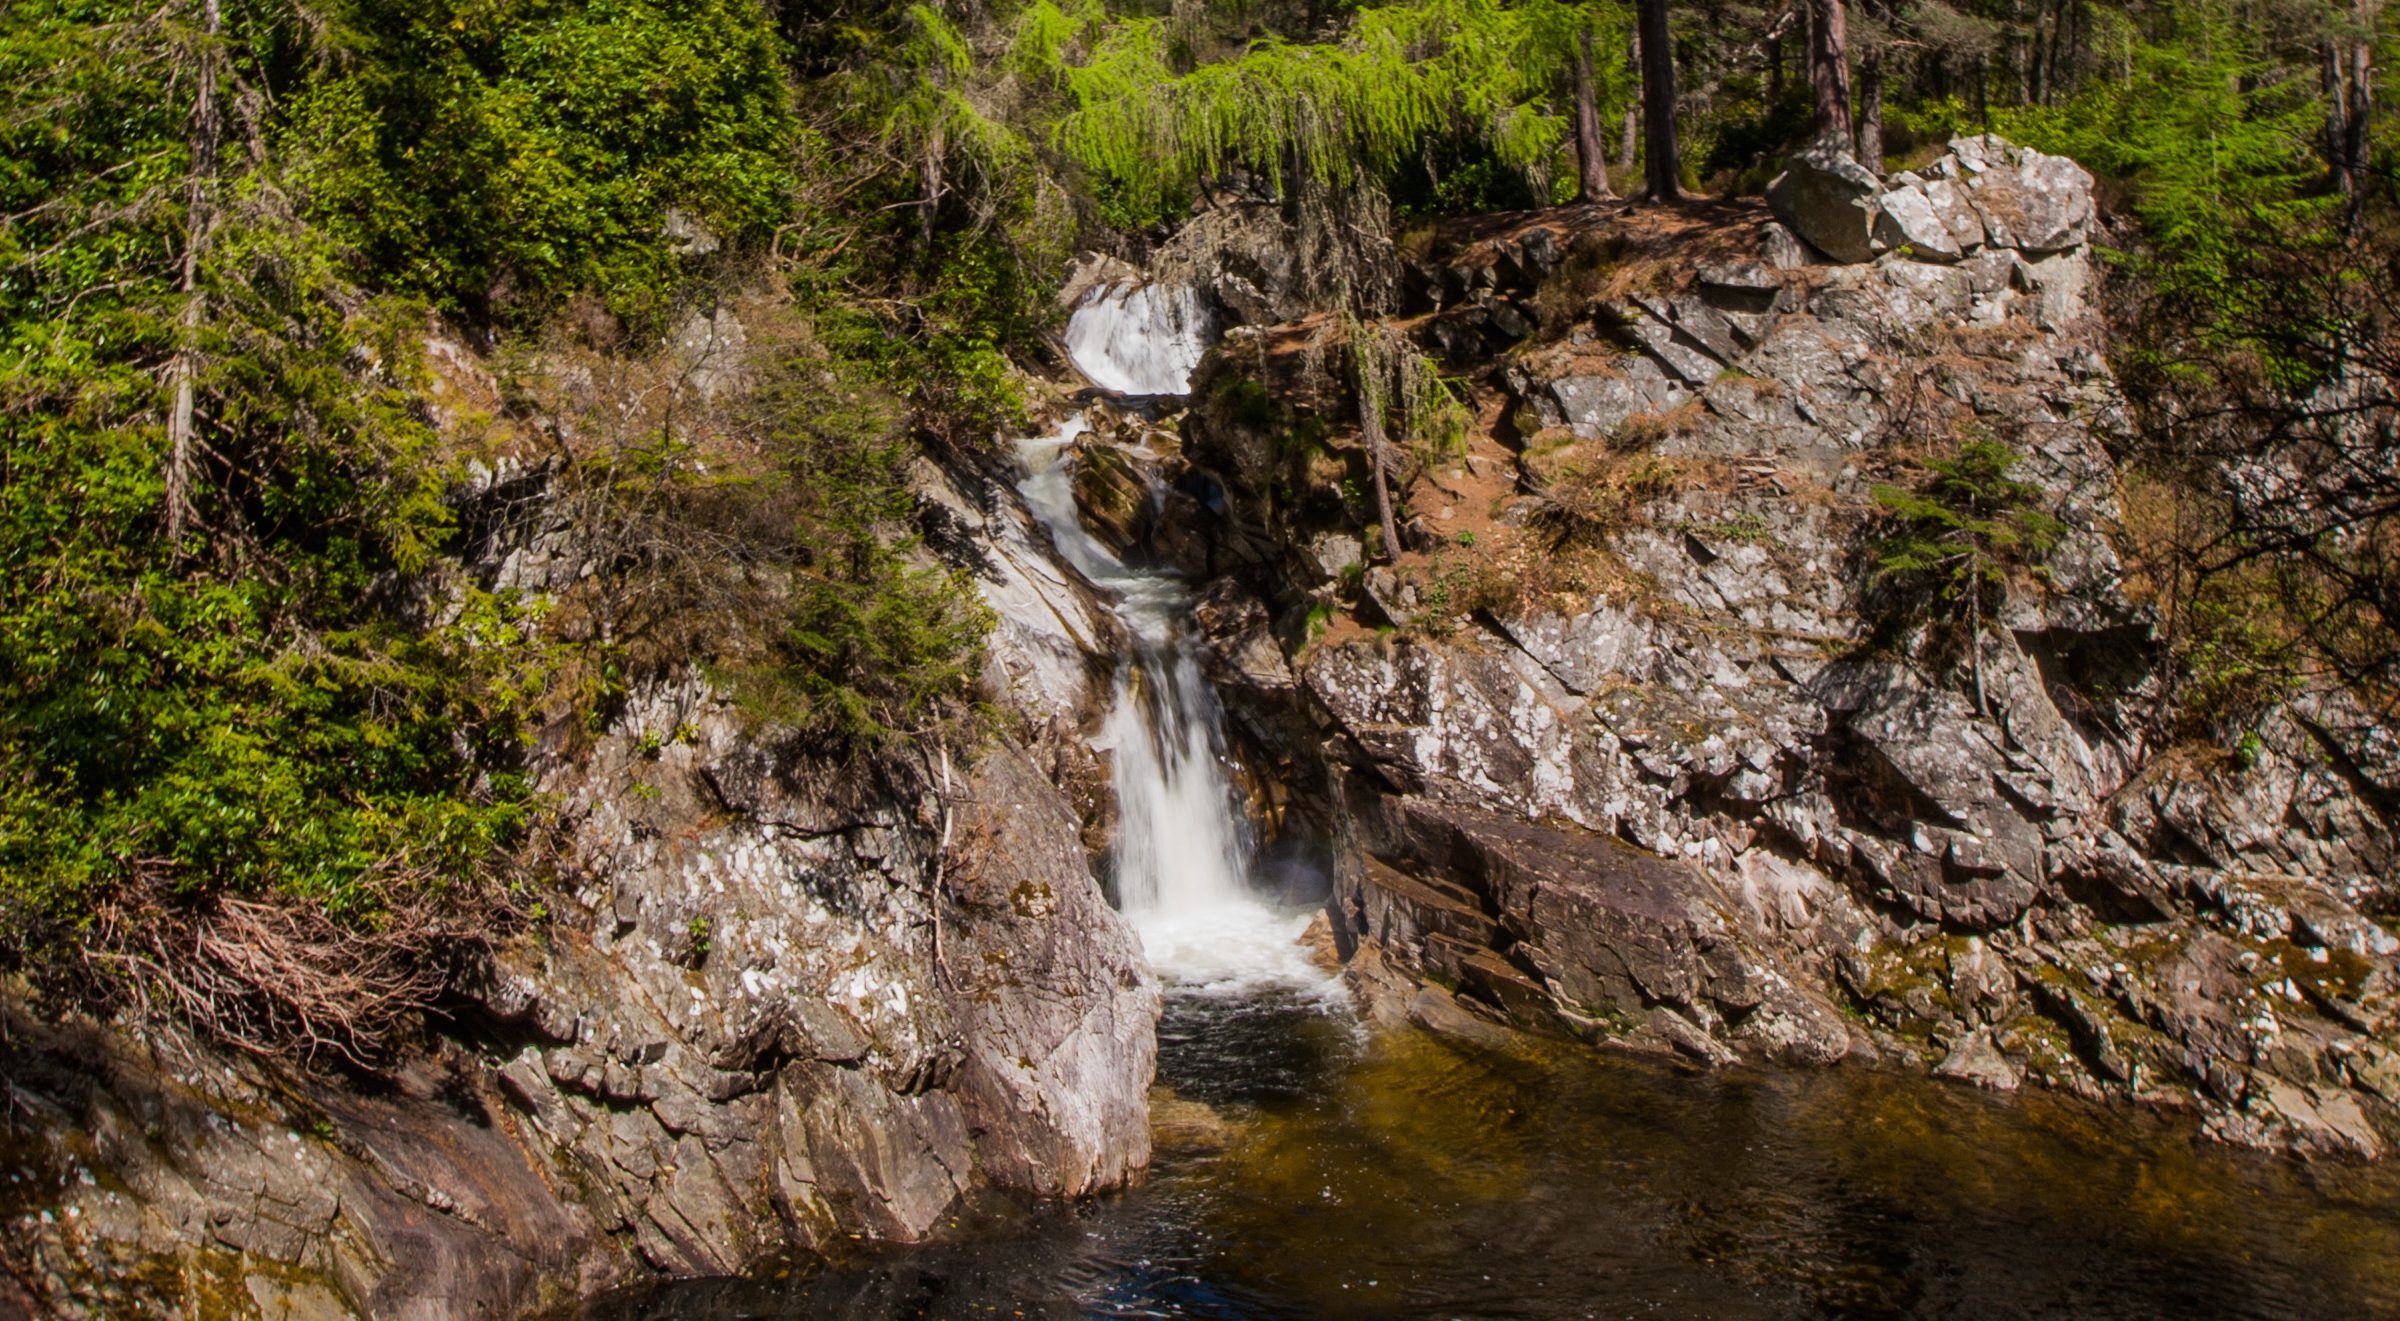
[81,874,497,1072]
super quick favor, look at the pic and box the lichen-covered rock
[5,445,1162,1316]
[1772,134,2095,271]
[1872,182,1965,262]
[1175,139,2399,1163]
[1767,144,1886,264]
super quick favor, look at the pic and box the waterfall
[1064,282,1210,397]
[1015,408,1331,995]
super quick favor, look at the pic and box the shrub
[286,0,799,324]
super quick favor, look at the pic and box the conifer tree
[1635,0,1681,198]
[1809,0,1855,155]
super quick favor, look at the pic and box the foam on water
[1064,282,1209,397]
[1014,414,1336,998]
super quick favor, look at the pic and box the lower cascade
[16,0,2400,1304]
[1016,414,1330,994]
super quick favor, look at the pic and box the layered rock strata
[1,449,1159,1317]
[1168,138,2400,1161]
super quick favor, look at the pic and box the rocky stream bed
[4,136,2398,1318]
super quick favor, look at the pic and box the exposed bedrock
[1169,138,2400,1162]
[3,445,1160,1317]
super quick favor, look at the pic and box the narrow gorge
[5,1,2400,1309]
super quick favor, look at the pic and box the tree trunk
[1573,28,1615,203]
[2029,0,2050,105]
[1359,379,1400,561]
[1809,0,1854,154]
[165,0,222,547]
[1856,40,1886,173]
[2042,0,2070,102]
[1619,30,1641,168]
[1636,0,1680,200]
[2344,1,2377,231]
[2014,4,2033,105]
[2325,38,2350,188]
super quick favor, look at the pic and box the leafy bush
[0,1,545,1054]
[523,321,994,752]
[744,353,994,747]
[287,0,798,323]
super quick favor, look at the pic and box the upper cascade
[1065,281,1212,397]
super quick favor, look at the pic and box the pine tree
[1872,440,2065,714]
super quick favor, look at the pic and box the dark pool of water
[591,991,2400,1320]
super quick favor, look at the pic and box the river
[587,279,2400,1320]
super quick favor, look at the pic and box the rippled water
[591,983,2400,1320]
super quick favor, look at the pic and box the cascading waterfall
[1064,282,1211,398]
[1013,284,1330,994]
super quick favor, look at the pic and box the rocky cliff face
[0,433,1158,1317]
[1165,137,2400,1162]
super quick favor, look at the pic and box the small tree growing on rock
[1871,439,2065,714]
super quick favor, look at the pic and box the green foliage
[287,0,798,323]
[720,354,994,749]
[1395,355,1473,461]
[1042,0,1632,203]
[1996,1,2329,330]
[1214,377,1285,430]
[0,1,542,966]
[1871,439,2065,627]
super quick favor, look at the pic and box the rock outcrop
[1,441,1160,1315]
[1766,143,1886,263]
[1172,137,2400,1161]
[1768,134,2096,268]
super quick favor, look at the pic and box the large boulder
[1766,144,1886,264]
[1872,181,1966,262]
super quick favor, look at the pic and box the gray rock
[1173,135,2398,1162]
[1758,222,1808,271]
[1934,1031,2024,1091]
[1920,176,1988,254]
[1766,145,1887,265]
[1547,359,1685,440]
[1874,184,1965,262]
[1950,135,2094,253]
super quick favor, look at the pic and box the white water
[1016,418,1333,997]
[1064,282,1210,397]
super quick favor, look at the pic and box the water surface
[592,987,2400,1319]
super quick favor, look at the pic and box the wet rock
[1149,1088,1238,1155]
[1071,439,1155,558]
[1934,1030,2025,1091]
[1331,797,1850,1064]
